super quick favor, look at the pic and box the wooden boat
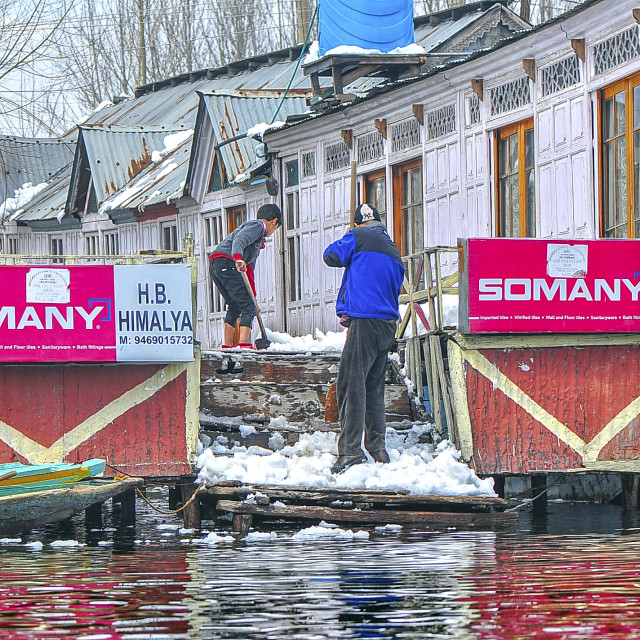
[0,459,106,496]
[0,477,143,534]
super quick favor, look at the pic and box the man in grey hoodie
[209,204,281,353]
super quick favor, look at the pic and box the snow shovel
[240,270,271,350]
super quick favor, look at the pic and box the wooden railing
[396,246,459,436]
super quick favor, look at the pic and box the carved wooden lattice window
[541,56,581,97]
[426,104,456,140]
[490,77,531,116]
[594,27,640,76]
[324,141,350,173]
[301,150,316,179]
[357,131,384,164]
[390,119,421,153]
[467,94,481,126]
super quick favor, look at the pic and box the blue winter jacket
[323,222,405,320]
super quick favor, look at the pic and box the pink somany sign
[458,238,640,333]
[0,264,194,362]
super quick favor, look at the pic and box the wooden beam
[216,500,519,529]
[471,78,484,101]
[374,118,387,139]
[523,58,536,82]
[570,38,586,62]
[412,104,424,125]
[340,128,353,149]
[634,8,640,24]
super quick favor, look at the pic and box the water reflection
[0,503,639,638]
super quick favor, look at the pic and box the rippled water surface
[3,498,640,639]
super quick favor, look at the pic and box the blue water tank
[318,0,415,56]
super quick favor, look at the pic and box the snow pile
[246,121,287,140]
[0,181,48,220]
[303,40,425,65]
[197,424,495,497]
[265,328,346,353]
[50,540,85,547]
[151,130,192,162]
[292,522,369,541]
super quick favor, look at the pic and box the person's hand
[235,259,247,272]
[255,305,261,314]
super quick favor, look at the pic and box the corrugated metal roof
[414,10,491,51]
[79,125,189,206]
[0,135,76,203]
[12,164,73,222]
[202,93,309,180]
[100,133,193,213]
[83,60,317,130]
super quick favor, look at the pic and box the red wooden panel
[464,344,640,474]
[0,363,191,476]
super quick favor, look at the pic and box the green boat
[0,477,144,534]
[0,459,107,497]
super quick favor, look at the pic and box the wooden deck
[200,482,516,534]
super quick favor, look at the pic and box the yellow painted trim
[462,349,587,456]
[447,340,474,462]
[0,420,51,461]
[185,344,202,468]
[0,364,186,464]
[461,348,640,464]
[0,467,88,487]
[584,395,640,462]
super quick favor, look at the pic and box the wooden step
[200,380,412,423]
[201,351,341,385]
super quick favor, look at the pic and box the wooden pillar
[181,481,201,530]
[233,514,252,535]
[118,488,137,526]
[531,474,547,515]
[621,473,639,512]
[85,502,103,529]
[169,484,182,510]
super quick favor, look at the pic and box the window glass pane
[526,169,535,237]
[616,137,628,237]
[285,160,299,187]
[401,171,409,207]
[413,202,423,254]
[604,97,614,140]
[525,128,534,169]
[499,137,508,177]
[411,167,421,204]
[634,86,640,129]
[510,175,520,237]
[509,133,518,171]
[615,91,626,135]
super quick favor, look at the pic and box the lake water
[2,491,640,639]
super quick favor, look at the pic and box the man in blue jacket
[323,203,405,474]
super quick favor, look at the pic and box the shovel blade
[255,337,271,350]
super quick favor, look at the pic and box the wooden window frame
[392,157,423,256]
[600,71,640,238]
[226,205,246,235]
[161,221,178,251]
[494,118,535,237]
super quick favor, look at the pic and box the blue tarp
[318,0,415,56]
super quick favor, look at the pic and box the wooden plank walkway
[201,482,516,534]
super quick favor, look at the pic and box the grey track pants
[336,317,397,457]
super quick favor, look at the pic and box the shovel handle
[240,270,268,339]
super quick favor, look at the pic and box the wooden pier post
[85,502,103,529]
[531,474,547,515]
[181,482,201,530]
[116,488,137,526]
[621,474,639,512]
[233,514,253,535]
